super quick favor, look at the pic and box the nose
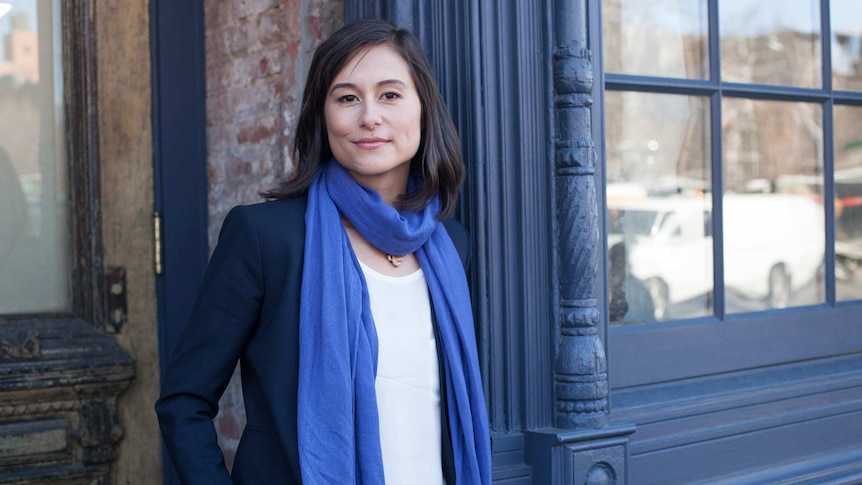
[360,103,382,128]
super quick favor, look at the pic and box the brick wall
[203,0,342,469]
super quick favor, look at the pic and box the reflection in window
[831,0,862,91]
[0,0,69,314]
[606,92,712,324]
[720,0,821,88]
[834,105,862,301]
[603,0,709,79]
[722,99,825,312]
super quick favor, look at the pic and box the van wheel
[645,278,669,321]
[767,264,791,309]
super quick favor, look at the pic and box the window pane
[722,99,824,313]
[834,105,862,301]
[0,1,70,313]
[831,0,862,91]
[720,0,821,88]
[603,0,709,79]
[606,92,712,324]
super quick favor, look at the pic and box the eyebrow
[329,79,407,94]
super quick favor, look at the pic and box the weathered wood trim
[0,318,134,481]
[63,0,105,328]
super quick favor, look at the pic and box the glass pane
[0,0,70,314]
[834,105,862,301]
[606,92,713,324]
[603,0,709,79]
[720,0,821,88]
[831,0,862,91]
[722,99,824,313]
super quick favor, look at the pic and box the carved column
[526,1,634,483]
[553,27,606,432]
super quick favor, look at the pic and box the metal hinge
[153,212,163,275]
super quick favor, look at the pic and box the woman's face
[324,44,422,192]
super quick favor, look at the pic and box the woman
[156,18,491,484]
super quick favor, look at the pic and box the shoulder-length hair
[262,18,463,219]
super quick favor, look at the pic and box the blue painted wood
[709,90,727,321]
[613,353,862,437]
[151,0,208,375]
[343,0,383,23]
[629,408,862,484]
[821,1,837,307]
[553,0,607,430]
[150,1,208,484]
[490,433,532,482]
[611,305,862,388]
[825,99,837,305]
[612,352,862,482]
[708,447,862,484]
[525,426,636,485]
[466,0,556,435]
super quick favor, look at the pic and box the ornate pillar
[525,1,634,483]
[553,17,606,432]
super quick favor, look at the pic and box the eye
[337,94,359,103]
[380,91,402,101]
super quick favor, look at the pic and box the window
[0,0,70,314]
[602,0,862,387]
[0,0,104,324]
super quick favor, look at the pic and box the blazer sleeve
[155,205,265,484]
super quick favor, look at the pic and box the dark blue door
[150,1,209,483]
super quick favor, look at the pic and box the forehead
[332,44,415,86]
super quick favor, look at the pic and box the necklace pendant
[386,254,403,268]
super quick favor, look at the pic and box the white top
[359,260,445,485]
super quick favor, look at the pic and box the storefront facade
[1,0,860,483]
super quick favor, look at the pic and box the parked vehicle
[607,193,825,321]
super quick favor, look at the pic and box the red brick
[308,14,321,40]
[256,47,284,77]
[206,59,233,94]
[236,114,277,144]
[285,0,302,39]
[233,0,279,20]
[204,0,233,30]
[207,157,226,187]
[230,90,273,119]
[258,8,287,45]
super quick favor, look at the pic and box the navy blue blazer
[155,196,470,484]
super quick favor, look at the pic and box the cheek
[324,107,349,139]
[407,105,422,144]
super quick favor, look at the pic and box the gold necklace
[385,254,404,268]
[343,218,404,268]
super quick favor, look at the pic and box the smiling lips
[354,137,389,149]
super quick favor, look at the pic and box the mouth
[353,137,389,150]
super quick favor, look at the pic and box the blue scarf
[297,161,491,484]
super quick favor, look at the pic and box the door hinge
[153,212,163,275]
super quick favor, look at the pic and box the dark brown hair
[262,18,463,219]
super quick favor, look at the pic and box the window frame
[603,0,862,389]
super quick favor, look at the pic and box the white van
[607,193,825,321]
